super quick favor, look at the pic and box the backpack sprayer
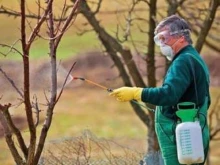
[175,102,204,164]
[73,77,155,112]
[174,55,208,164]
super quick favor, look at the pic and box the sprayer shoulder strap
[187,53,210,110]
[187,53,210,84]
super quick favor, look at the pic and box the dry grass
[0,87,220,164]
[41,129,144,165]
[0,87,147,165]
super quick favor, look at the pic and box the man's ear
[179,36,185,43]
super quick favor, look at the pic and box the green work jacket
[141,45,211,119]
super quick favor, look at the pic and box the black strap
[188,54,209,132]
[187,53,210,107]
[188,56,199,107]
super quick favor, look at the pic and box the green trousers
[155,98,210,165]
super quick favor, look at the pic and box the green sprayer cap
[176,102,198,122]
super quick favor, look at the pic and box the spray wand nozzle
[73,77,85,81]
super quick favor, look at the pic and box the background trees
[72,0,220,153]
[0,0,220,164]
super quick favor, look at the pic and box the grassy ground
[0,87,147,164]
[0,86,220,165]
[0,87,220,164]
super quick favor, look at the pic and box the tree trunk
[78,0,151,129]
[145,0,159,152]
[194,0,219,53]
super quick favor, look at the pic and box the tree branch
[178,8,220,52]
[54,0,81,49]
[31,95,41,128]
[0,104,28,159]
[0,3,68,21]
[0,104,25,165]
[0,43,23,57]
[55,62,76,104]
[0,67,24,98]
[26,0,54,50]
[20,0,36,164]
[194,0,220,53]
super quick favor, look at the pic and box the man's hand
[109,87,143,102]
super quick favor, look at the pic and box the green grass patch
[47,88,147,139]
[0,30,100,61]
[29,31,100,60]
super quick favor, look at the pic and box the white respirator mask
[159,44,174,61]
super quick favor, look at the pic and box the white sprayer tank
[176,121,204,164]
[175,102,205,165]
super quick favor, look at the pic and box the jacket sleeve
[141,56,192,106]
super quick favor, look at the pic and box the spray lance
[55,61,153,112]
[73,77,154,112]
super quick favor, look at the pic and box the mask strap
[170,29,190,35]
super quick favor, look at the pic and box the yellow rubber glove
[109,87,143,102]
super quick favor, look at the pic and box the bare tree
[0,0,81,164]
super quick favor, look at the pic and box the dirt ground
[1,51,219,92]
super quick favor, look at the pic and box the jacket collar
[172,45,193,62]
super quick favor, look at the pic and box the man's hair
[155,15,192,44]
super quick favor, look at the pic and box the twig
[55,61,76,104]
[0,67,24,98]
[93,0,103,15]
[76,28,94,36]
[0,42,23,57]
[44,90,50,105]
[32,94,41,128]
[26,0,54,49]
[54,0,81,49]
[0,5,68,21]
[36,32,63,41]
[54,0,67,36]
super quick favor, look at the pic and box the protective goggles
[154,29,190,46]
[154,31,171,46]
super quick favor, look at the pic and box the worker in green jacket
[110,15,211,165]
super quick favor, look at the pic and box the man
[110,15,211,165]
